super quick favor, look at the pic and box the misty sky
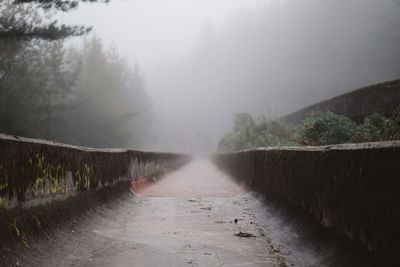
[61,0,399,153]
[62,0,265,72]
[62,0,269,152]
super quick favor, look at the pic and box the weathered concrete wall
[0,134,190,209]
[280,79,400,124]
[0,134,191,247]
[213,141,400,263]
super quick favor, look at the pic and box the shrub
[217,113,292,152]
[218,109,400,152]
[293,111,357,146]
[354,113,393,142]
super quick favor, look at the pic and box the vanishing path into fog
[21,160,368,266]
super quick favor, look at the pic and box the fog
[62,0,263,71]
[61,0,400,152]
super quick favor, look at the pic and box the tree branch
[0,24,92,40]
[11,0,109,11]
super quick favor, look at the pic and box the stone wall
[213,141,400,263]
[0,134,191,247]
[280,79,400,124]
[0,134,190,209]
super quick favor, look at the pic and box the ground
[14,160,370,266]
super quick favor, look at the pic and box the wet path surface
[19,160,369,266]
[138,159,246,196]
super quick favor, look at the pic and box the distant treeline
[218,110,400,152]
[0,2,152,148]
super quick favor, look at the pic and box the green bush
[293,111,358,146]
[354,113,393,142]
[218,110,400,152]
[217,113,293,152]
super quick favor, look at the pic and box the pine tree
[0,0,108,40]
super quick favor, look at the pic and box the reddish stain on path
[133,159,246,196]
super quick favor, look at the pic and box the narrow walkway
[18,160,369,266]
[18,160,285,266]
[138,159,246,196]
[90,160,285,266]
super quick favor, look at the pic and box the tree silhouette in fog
[0,0,109,40]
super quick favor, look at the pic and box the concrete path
[137,159,246,196]
[89,160,285,266]
[123,160,285,266]
[17,160,369,266]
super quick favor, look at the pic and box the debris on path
[234,231,256,238]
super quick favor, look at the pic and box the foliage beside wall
[218,109,400,152]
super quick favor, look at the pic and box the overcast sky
[62,0,266,73]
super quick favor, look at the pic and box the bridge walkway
[18,160,367,266]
